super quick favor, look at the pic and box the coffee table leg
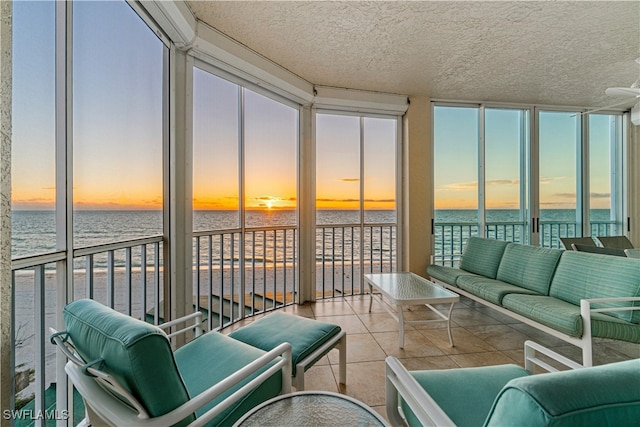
[368,283,373,312]
[446,302,455,347]
[397,304,405,348]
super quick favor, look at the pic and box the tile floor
[224,294,640,424]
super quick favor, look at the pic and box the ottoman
[229,311,346,390]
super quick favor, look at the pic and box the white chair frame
[385,340,583,427]
[51,312,292,427]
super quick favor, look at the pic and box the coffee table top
[365,272,459,305]
[234,391,389,426]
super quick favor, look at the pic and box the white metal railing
[193,226,297,331]
[433,220,619,265]
[316,223,396,298]
[10,236,164,423]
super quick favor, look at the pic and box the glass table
[365,272,460,348]
[234,391,389,426]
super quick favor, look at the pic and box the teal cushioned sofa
[56,299,290,427]
[427,237,640,366]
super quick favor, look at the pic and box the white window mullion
[478,106,486,237]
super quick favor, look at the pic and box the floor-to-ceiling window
[433,103,627,262]
[11,0,167,419]
[315,113,398,297]
[192,66,299,329]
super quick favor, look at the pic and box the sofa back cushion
[484,359,640,426]
[63,299,193,421]
[549,251,640,323]
[496,244,563,295]
[460,237,509,279]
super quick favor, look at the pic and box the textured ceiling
[187,1,640,109]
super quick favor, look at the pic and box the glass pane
[485,108,528,243]
[192,69,240,231]
[12,0,56,258]
[538,111,579,247]
[363,117,396,224]
[434,106,479,216]
[73,0,164,246]
[316,114,361,225]
[589,114,618,236]
[244,90,298,228]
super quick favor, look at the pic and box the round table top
[234,391,389,427]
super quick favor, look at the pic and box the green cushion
[229,311,341,377]
[460,237,509,279]
[457,275,540,305]
[485,359,640,426]
[496,244,563,295]
[174,332,282,427]
[402,364,529,427]
[426,264,479,286]
[501,294,640,341]
[549,251,640,323]
[63,299,193,423]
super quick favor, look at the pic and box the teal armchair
[386,340,640,426]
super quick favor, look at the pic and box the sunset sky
[12,0,614,214]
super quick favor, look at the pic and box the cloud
[590,192,610,199]
[338,178,359,182]
[553,193,576,199]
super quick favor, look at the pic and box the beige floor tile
[315,314,369,334]
[328,332,387,364]
[394,355,459,371]
[449,351,516,368]
[344,294,389,314]
[418,326,497,355]
[310,299,357,317]
[357,311,401,333]
[373,330,446,358]
[332,360,388,407]
[302,364,339,392]
[463,324,531,351]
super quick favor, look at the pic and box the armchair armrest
[523,340,583,373]
[62,340,292,427]
[385,356,455,427]
[157,311,205,339]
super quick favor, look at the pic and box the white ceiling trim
[135,0,195,48]
[314,86,409,116]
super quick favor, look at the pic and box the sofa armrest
[523,340,583,373]
[580,296,640,318]
[385,356,455,427]
[158,312,205,339]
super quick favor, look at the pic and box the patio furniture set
[50,236,640,425]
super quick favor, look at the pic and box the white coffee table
[365,272,460,348]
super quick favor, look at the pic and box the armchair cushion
[485,359,640,426]
[62,299,192,421]
[404,364,529,427]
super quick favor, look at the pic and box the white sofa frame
[385,340,583,427]
[50,312,292,427]
[431,277,640,367]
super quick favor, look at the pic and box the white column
[166,47,193,343]
[298,106,315,302]
[0,0,12,417]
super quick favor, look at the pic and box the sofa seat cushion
[426,264,479,287]
[485,359,640,426]
[549,251,640,323]
[229,311,341,377]
[63,299,192,421]
[459,237,509,279]
[496,244,563,295]
[402,364,529,427]
[457,276,540,305]
[174,332,282,427]
[501,294,640,340]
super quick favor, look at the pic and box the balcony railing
[433,220,620,265]
[10,221,397,421]
[10,236,164,424]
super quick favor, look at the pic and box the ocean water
[12,209,613,260]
